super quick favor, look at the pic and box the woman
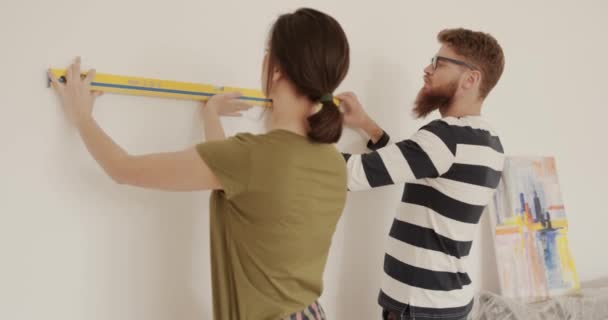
[48,7,350,320]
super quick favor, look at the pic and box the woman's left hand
[48,57,103,127]
[201,92,253,117]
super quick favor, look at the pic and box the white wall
[1,1,607,319]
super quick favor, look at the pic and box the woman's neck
[268,91,311,136]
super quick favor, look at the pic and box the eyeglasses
[431,55,477,71]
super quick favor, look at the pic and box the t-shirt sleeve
[195,133,253,199]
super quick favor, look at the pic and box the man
[338,28,506,320]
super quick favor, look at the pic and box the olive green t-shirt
[196,129,347,320]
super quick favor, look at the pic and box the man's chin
[415,88,427,103]
[414,110,433,119]
[412,104,437,119]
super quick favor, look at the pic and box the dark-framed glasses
[431,55,477,71]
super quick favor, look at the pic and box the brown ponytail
[266,8,350,144]
[307,100,344,143]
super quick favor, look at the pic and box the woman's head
[263,8,350,144]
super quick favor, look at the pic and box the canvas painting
[489,156,579,302]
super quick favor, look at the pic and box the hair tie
[319,93,334,103]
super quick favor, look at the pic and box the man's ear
[463,70,481,90]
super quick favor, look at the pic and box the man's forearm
[361,117,384,143]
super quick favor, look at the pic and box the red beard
[413,80,458,119]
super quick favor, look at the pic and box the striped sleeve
[367,130,391,150]
[343,120,456,191]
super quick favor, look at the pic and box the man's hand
[336,92,371,129]
[337,91,384,143]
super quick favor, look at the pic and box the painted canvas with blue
[489,156,579,302]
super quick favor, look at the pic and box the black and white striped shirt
[343,116,504,320]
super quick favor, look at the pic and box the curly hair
[438,28,505,98]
